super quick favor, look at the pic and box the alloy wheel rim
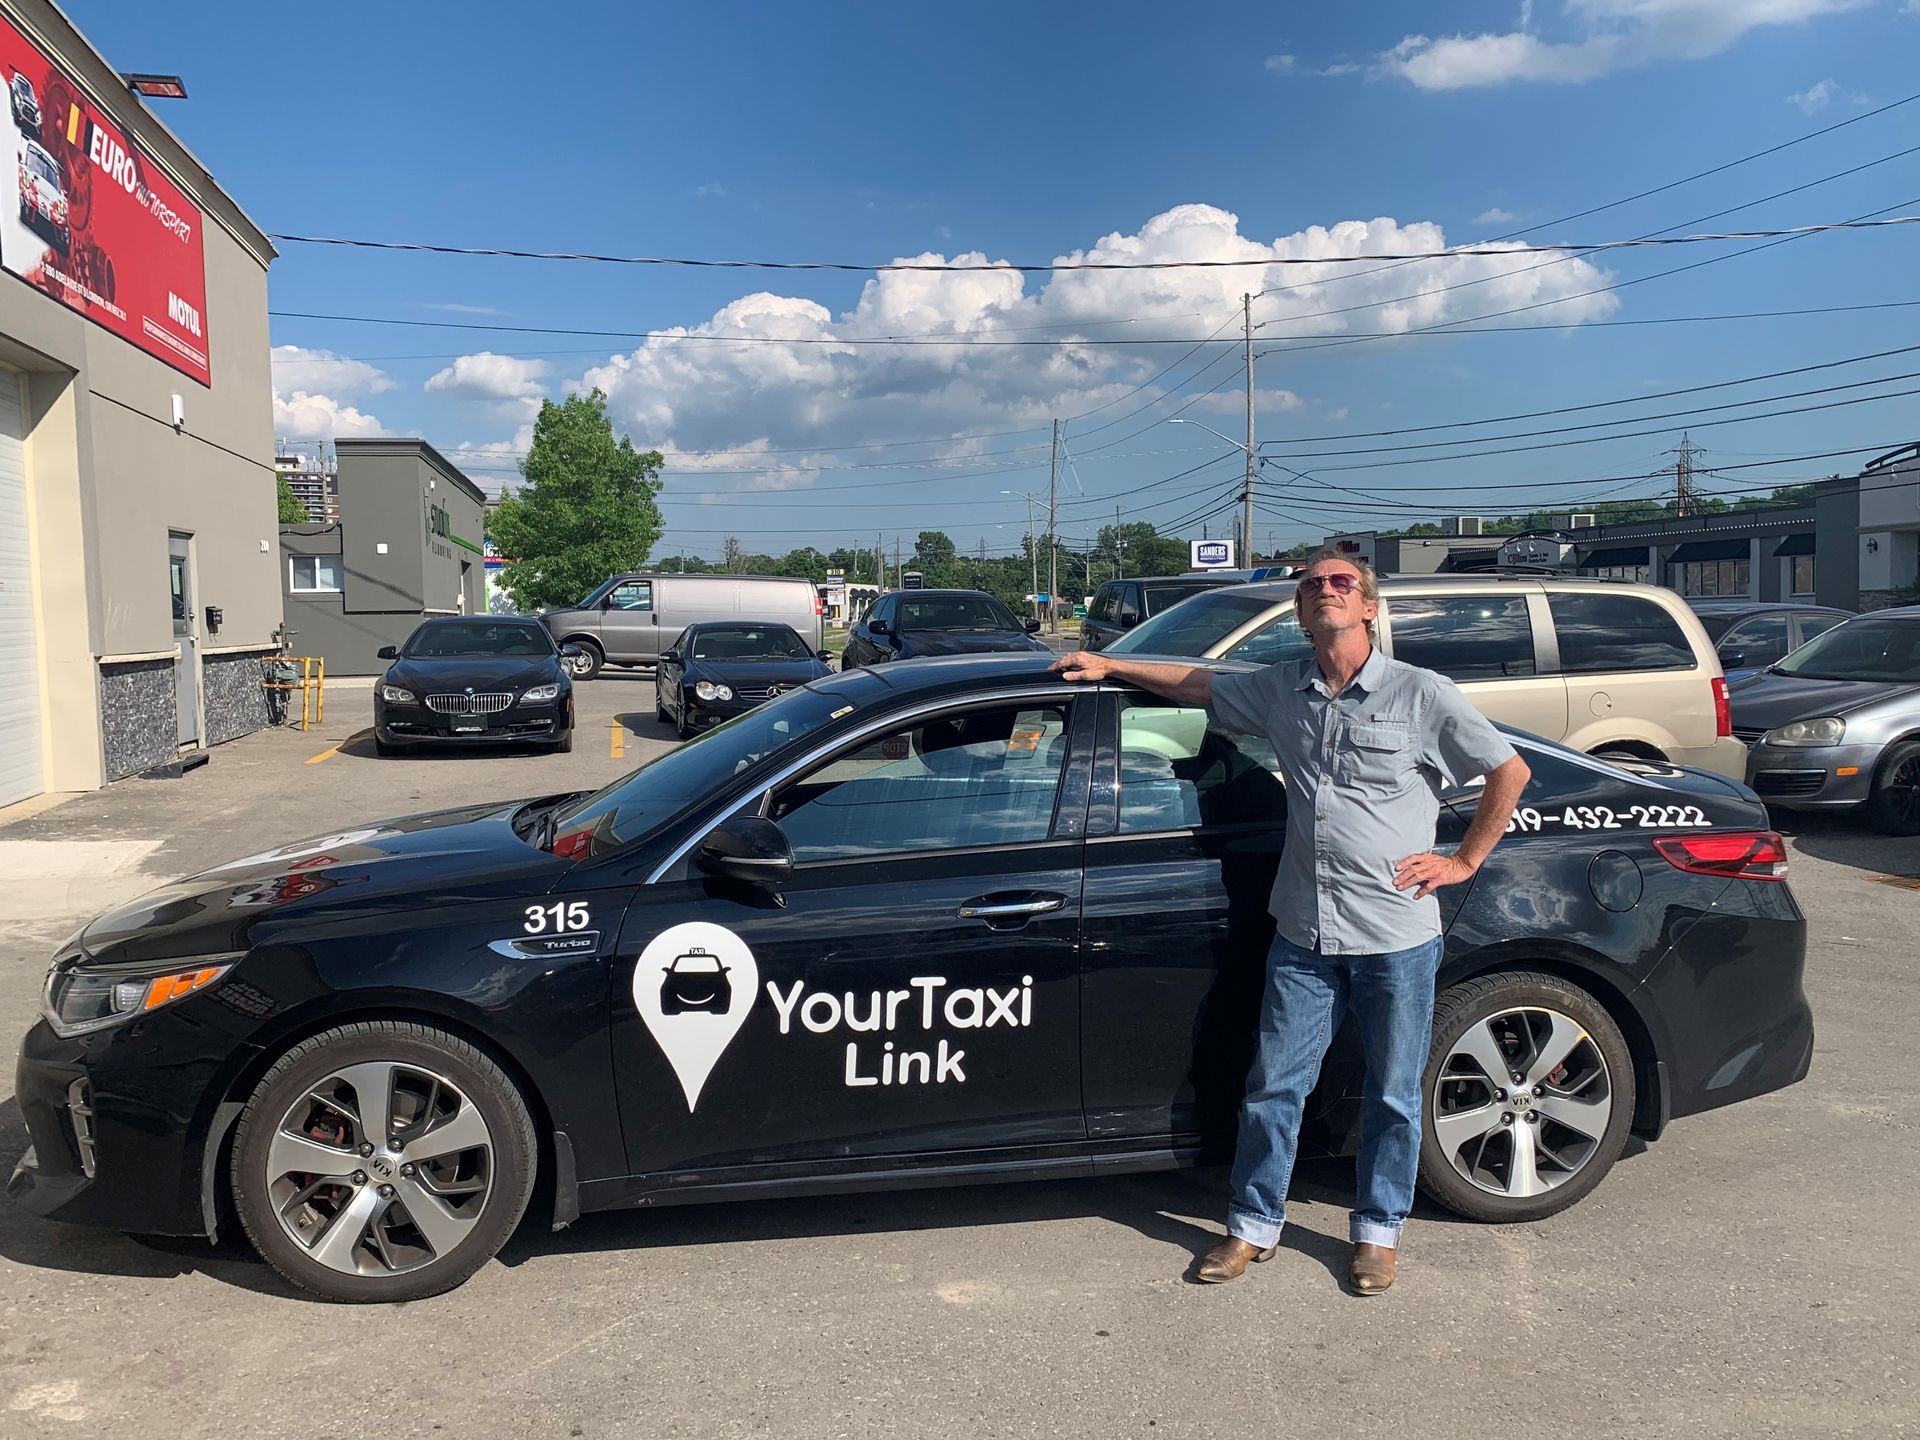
[265,1061,495,1278]
[1888,756,1920,824]
[1430,1005,1613,1200]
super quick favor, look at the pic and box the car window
[1143,583,1220,615]
[1222,608,1315,668]
[1797,613,1844,643]
[609,581,653,612]
[1388,594,1535,681]
[1090,585,1116,624]
[1109,589,1288,656]
[1117,586,1141,623]
[1694,612,1737,642]
[1116,697,1287,833]
[898,595,1020,631]
[1773,616,1920,682]
[1547,593,1695,674]
[403,622,553,658]
[1719,614,1790,668]
[771,703,1070,861]
[689,626,810,661]
[25,149,57,185]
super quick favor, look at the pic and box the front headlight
[519,683,561,704]
[42,962,233,1038]
[694,680,733,702]
[1764,716,1846,747]
[378,684,415,704]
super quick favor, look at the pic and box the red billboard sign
[0,14,209,384]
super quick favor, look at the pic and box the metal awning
[1772,533,1815,557]
[1577,544,1649,568]
[1666,538,1750,563]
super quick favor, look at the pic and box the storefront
[0,0,280,805]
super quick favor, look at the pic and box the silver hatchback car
[1728,605,1920,833]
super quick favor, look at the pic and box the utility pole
[1242,291,1256,566]
[1115,504,1125,579]
[894,536,902,587]
[876,531,884,590]
[1668,432,1705,518]
[1024,492,1039,623]
[1046,418,1061,633]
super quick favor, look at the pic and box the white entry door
[0,366,41,806]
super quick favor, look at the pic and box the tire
[1865,739,1920,835]
[675,706,692,741]
[563,640,603,681]
[230,1020,537,1304]
[551,728,573,754]
[1416,970,1634,1224]
[655,701,668,723]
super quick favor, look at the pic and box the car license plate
[452,722,483,734]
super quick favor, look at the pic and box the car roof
[1127,574,1236,585]
[882,588,1002,599]
[413,615,544,630]
[682,618,800,632]
[1688,600,1847,614]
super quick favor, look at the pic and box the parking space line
[610,723,624,759]
[307,729,369,764]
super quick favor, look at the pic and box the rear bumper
[1668,736,1751,781]
[1745,739,1880,810]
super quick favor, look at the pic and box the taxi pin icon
[632,921,760,1112]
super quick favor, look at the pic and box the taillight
[1653,831,1788,881]
[1711,676,1732,738]
[813,595,824,616]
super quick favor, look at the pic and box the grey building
[1569,506,1819,602]
[0,0,282,804]
[276,450,337,523]
[280,438,487,674]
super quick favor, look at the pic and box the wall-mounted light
[121,73,188,99]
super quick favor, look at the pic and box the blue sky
[78,0,1920,562]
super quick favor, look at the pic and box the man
[1052,553,1530,1294]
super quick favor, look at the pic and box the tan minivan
[1106,574,1748,779]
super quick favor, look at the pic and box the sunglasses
[1297,573,1362,597]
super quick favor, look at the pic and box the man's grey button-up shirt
[1207,648,1517,956]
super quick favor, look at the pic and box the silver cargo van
[540,573,823,679]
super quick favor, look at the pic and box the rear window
[1548,593,1695,674]
[1107,589,1288,657]
[1143,582,1228,615]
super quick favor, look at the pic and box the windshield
[1695,612,1738,641]
[1143,581,1228,614]
[1108,588,1290,656]
[545,688,845,858]
[25,150,57,186]
[690,625,810,661]
[403,621,554,658]
[1771,616,1920,682]
[899,594,1021,632]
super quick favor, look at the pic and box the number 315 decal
[1508,803,1712,833]
[525,901,591,934]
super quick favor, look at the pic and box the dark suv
[842,589,1048,668]
[1082,575,1239,650]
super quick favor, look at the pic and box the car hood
[385,656,560,694]
[74,799,574,967]
[899,629,1047,657]
[688,657,827,687]
[1726,672,1920,730]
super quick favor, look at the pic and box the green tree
[486,390,664,611]
[275,474,309,524]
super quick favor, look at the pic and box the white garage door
[0,366,42,807]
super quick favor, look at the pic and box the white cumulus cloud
[425,352,553,415]
[1264,54,1297,72]
[1380,0,1861,90]
[563,203,1618,481]
[269,345,395,397]
[1474,207,1518,225]
[273,391,385,441]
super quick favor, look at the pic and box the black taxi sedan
[11,655,1812,1302]
[372,616,577,756]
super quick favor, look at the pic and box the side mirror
[598,595,614,610]
[697,814,793,884]
[660,648,682,666]
[1720,649,1746,670]
[868,618,889,636]
[816,650,833,664]
[559,643,584,659]
[1119,614,1138,629]
[1023,618,1042,633]
[376,645,399,660]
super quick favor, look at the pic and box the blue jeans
[1226,932,1444,1251]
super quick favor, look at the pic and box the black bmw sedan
[372,616,576,756]
[842,588,1050,668]
[655,621,834,739]
[11,655,1811,1302]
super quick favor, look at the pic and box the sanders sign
[0,15,210,383]
[1190,539,1235,569]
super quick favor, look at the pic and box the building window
[1582,564,1649,584]
[1790,555,1815,595]
[1673,558,1750,597]
[289,555,342,593]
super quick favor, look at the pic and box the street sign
[1191,539,1235,569]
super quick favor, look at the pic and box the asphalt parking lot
[0,673,1915,1440]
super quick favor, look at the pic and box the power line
[268,215,1920,273]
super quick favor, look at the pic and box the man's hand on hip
[1393,851,1476,899]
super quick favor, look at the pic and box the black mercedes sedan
[842,588,1050,669]
[372,617,576,756]
[655,621,834,739]
[11,655,1811,1302]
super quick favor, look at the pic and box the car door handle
[958,893,1066,921]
